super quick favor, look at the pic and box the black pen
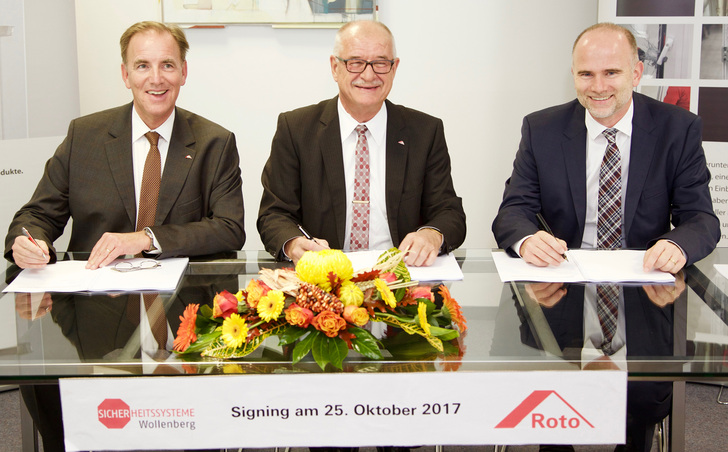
[297,224,316,242]
[536,213,568,262]
[21,227,48,260]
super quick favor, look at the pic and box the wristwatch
[143,227,158,252]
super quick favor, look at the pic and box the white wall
[74,0,598,251]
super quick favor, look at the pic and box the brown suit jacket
[4,103,245,261]
[257,97,466,260]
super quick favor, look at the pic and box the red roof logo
[496,390,594,429]
[97,398,131,429]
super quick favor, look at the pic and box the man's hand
[643,270,685,307]
[643,239,686,274]
[284,236,330,265]
[11,235,50,269]
[15,292,53,320]
[519,230,568,267]
[524,282,568,308]
[399,228,442,267]
[86,231,151,269]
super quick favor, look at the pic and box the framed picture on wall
[162,0,377,26]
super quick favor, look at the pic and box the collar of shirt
[131,105,175,147]
[337,99,393,250]
[584,99,634,142]
[581,100,634,249]
[337,99,387,145]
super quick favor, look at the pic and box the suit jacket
[518,285,673,359]
[4,103,245,261]
[257,97,466,260]
[492,92,719,266]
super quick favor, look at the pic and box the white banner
[60,371,626,451]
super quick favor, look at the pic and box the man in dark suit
[492,23,719,272]
[5,21,245,270]
[3,21,244,452]
[258,20,465,267]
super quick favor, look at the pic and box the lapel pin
[185,154,192,159]
[398,140,405,145]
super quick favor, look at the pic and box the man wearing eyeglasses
[258,20,466,266]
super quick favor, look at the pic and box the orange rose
[285,303,314,328]
[245,279,270,309]
[312,311,347,338]
[343,305,369,326]
[212,290,238,319]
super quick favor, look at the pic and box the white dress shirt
[338,99,394,250]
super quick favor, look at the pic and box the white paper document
[492,249,675,283]
[3,257,189,293]
[345,250,463,281]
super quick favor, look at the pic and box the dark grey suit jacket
[4,103,245,261]
[492,93,719,265]
[257,97,466,260]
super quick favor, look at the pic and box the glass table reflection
[1,249,727,452]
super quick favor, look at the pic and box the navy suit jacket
[258,97,466,260]
[492,93,719,265]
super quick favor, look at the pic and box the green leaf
[349,327,383,360]
[278,325,309,346]
[180,330,221,354]
[312,334,348,371]
[291,330,318,364]
[428,325,459,339]
[199,304,214,318]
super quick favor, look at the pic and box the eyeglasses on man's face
[112,260,161,272]
[336,57,396,74]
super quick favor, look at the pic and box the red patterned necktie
[349,125,370,250]
[596,128,621,354]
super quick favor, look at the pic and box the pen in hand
[535,213,568,262]
[21,227,48,260]
[297,224,318,244]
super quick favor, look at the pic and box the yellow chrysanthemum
[257,290,285,322]
[221,313,248,348]
[374,278,397,308]
[296,249,354,288]
[339,281,364,307]
[417,302,431,336]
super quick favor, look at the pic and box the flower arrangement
[174,248,467,370]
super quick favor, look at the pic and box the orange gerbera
[173,304,199,352]
[438,285,467,332]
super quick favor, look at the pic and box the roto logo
[97,399,131,429]
[496,390,594,429]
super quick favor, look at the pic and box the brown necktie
[137,132,165,348]
[136,132,161,232]
[144,294,168,349]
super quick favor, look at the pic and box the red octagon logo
[97,399,131,429]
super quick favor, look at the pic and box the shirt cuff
[512,235,533,257]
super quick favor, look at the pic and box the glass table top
[1,249,727,382]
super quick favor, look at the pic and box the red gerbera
[438,285,467,332]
